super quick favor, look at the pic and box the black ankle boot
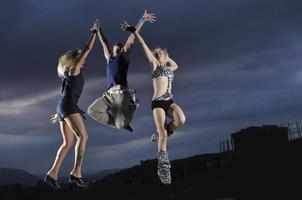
[69,174,88,189]
[44,175,61,190]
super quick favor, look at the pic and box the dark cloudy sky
[1,0,302,176]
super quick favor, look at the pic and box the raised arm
[121,22,158,71]
[135,31,158,68]
[166,57,178,71]
[122,10,156,55]
[97,24,112,62]
[70,20,99,75]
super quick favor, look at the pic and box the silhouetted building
[2,124,302,200]
[231,125,289,158]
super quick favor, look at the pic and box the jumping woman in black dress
[44,20,100,190]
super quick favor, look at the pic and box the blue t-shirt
[106,54,129,89]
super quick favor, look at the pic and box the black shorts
[151,99,174,112]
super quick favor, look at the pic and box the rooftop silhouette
[1,124,301,200]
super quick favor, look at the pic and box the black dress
[56,70,85,121]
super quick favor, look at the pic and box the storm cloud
[1,0,302,176]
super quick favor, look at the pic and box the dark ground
[1,125,301,200]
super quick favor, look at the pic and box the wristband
[139,17,145,25]
[126,25,136,33]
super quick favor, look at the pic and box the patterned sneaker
[157,150,171,185]
[151,131,159,142]
[151,131,173,143]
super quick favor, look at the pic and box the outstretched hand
[120,21,136,33]
[143,10,156,23]
[50,113,58,124]
[90,19,101,33]
[121,21,130,32]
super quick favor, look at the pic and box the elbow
[172,64,178,71]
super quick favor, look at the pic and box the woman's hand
[50,113,58,124]
[90,19,101,33]
[143,10,156,23]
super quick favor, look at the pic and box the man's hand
[121,21,136,33]
[143,10,156,23]
[121,21,130,32]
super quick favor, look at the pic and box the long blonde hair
[57,49,82,78]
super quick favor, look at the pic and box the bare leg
[153,108,172,184]
[64,113,88,178]
[153,108,168,152]
[47,121,75,180]
[166,103,186,133]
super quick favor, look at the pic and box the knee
[82,133,88,142]
[62,140,74,149]
[87,101,99,114]
[157,128,168,140]
[175,115,186,128]
[87,106,94,116]
[76,132,88,142]
[178,115,186,127]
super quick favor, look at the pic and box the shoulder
[150,62,160,73]
[68,67,81,77]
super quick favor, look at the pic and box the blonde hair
[57,49,82,78]
[152,46,169,58]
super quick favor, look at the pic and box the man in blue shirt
[87,10,156,132]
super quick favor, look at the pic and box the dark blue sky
[1,0,302,176]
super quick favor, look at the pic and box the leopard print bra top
[152,65,174,101]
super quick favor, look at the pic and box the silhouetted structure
[232,125,289,157]
[281,120,302,141]
[1,124,302,200]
